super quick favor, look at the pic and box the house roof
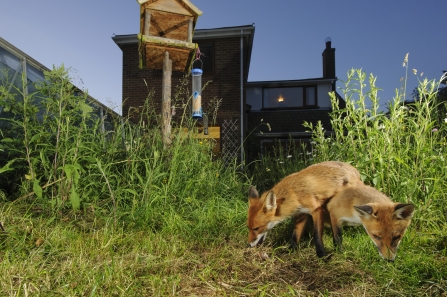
[113,24,255,45]
[246,77,337,88]
[192,25,255,40]
[112,24,256,74]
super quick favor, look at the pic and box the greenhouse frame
[0,36,120,132]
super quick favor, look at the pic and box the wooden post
[144,9,151,36]
[162,51,172,148]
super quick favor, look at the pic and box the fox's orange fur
[326,185,414,261]
[248,161,363,257]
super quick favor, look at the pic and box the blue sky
[1,1,445,114]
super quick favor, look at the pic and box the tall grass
[247,139,314,193]
[0,65,248,237]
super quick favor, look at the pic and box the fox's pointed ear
[265,191,277,211]
[248,186,259,199]
[354,205,374,218]
[393,203,415,220]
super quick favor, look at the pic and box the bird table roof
[137,0,202,19]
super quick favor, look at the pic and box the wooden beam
[138,33,196,50]
[187,17,193,43]
[144,9,151,36]
[162,51,172,148]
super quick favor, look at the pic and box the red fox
[247,161,363,257]
[326,184,415,261]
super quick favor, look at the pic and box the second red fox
[326,184,414,261]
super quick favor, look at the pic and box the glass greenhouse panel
[26,62,44,83]
[0,47,21,71]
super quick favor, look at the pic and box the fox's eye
[373,234,381,240]
[252,227,260,232]
[392,235,401,241]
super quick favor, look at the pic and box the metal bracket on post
[203,113,209,135]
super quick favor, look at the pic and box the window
[263,86,317,109]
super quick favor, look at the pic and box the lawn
[0,67,446,296]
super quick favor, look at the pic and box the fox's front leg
[311,207,326,257]
[290,213,309,249]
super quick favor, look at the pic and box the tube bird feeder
[191,68,203,119]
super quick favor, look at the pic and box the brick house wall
[114,26,255,161]
[115,25,254,123]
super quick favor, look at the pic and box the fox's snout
[248,232,266,247]
[379,250,396,262]
[377,244,397,262]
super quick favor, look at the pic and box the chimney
[322,37,336,79]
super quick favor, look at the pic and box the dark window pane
[263,86,317,108]
[306,87,316,106]
[196,43,213,73]
[263,87,303,108]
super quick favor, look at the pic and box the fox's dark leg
[329,213,343,251]
[291,213,309,249]
[311,207,326,257]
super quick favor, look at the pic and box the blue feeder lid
[191,68,203,75]
[192,112,202,119]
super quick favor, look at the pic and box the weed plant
[304,68,447,229]
[247,139,314,193]
[0,64,446,296]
